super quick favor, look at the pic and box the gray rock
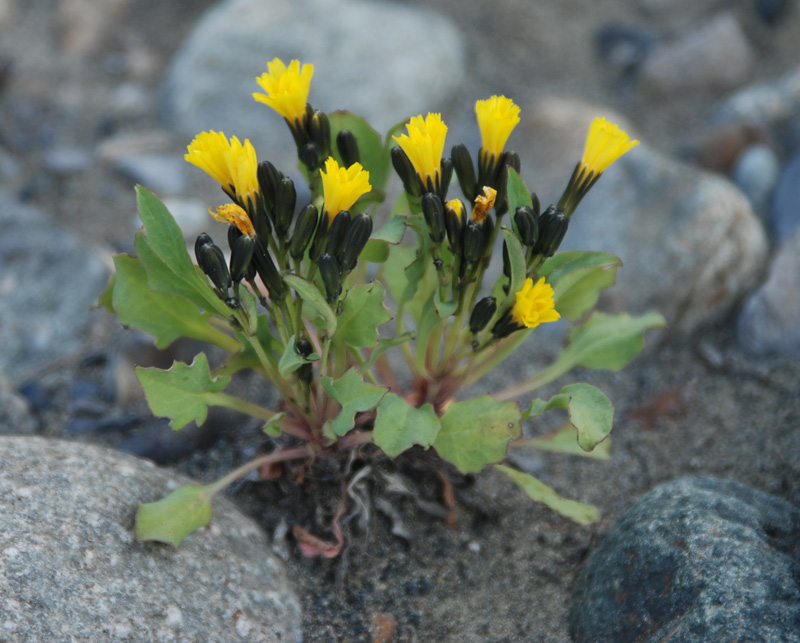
[641,13,754,93]
[0,371,36,435]
[0,436,302,642]
[713,65,800,129]
[164,0,465,169]
[43,145,92,175]
[731,144,780,218]
[737,228,800,358]
[114,152,188,195]
[521,99,768,334]
[569,476,800,642]
[0,191,110,381]
[770,151,800,241]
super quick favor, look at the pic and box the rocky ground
[2,0,800,641]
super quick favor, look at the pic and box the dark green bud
[336,130,360,167]
[326,210,351,258]
[444,198,465,255]
[318,252,341,303]
[196,239,231,294]
[195,232,213,259]
[391,146,422,197]
[439,157,453,201]
[421,193,446,243]
[308,212,330,262]
[310,110,331,160]
[491,310,521,339]
[229,233,255,283]
[339,213,373,272]
[274,177,297,238]
[295,338,314,385]
[463,221,484,265]
[252,237,285,299]
[451,143,478,203]
[536,205,569,257]
[482,214,494,255]
[502,240,511,279]
[531,192,541,217]
[289,204,319,260]
[514,205,538,247]
[300,142,322,173]
[257,160,281,221]
[501,150,521,174]
[469,296,497,334]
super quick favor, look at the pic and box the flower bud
[491,310,520,339]
[439,157,454,200]
[196,238,231,294]
[481,214,494,255]
[300,142,322,172]
[536,205,569,257]
[531,192,541,217]
[310,110,331,160]
[339,213,373,273]
[463,221,484,265]
[195,232,213,259]
[469,296,497,334]
[326,209,352,258]
[451,143,478,203]
[421,193,446,243]
[289,204,319,260]
[318,252,341,303]
[391,146,422,198]
[253,237,285,299]
[257,160,281,221]
[501,150,521,174]
[274,177,297,239]
[502,240,511,279]
[229,233,255,283]
[444,198,465,256]
[336,130,361,167]
[295,338,314,385]
[308,212,330,262]
[514,205,538,247]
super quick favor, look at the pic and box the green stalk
[205,446,310,497]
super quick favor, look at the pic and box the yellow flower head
[393,113,448,185]
[476,95,520,159]
[185,131,259,204]
[209,203,255,237]
[253,58,314,123]
[511,277,560,329]
[580,117,639,176]
[471,186,497,223]
[320,156,371,220]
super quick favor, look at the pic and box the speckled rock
[0,191,109,381]
[164,0,465,168]
[0,436,302,642]
[519,98,768,334]
[713,64,800,130]
[569,476,800,642]
[0,371,36,435]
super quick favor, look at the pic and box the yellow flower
[393,113,448,186]
[511,277,560,329]
[209,203,255,237]
[580,117,639,176]
[471,186,497,223]
[253,58,314,123]
[320,156,371,220]
[185,131,259,204]
[476,95,520,159]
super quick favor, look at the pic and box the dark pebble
[17,380,49,412]
[770,151,800,241]
[595,24,654,74]
[756,0,790,25]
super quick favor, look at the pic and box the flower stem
[205,446,310,497]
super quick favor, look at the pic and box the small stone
[769,151,800,241]
[595,24,654,75]
[756,0,790,25]
[641,13,754,93]
[569,476,800,642]
[43,146,92,175]
[731,144,780,217]
[114,153,187,196]
[0,436,302,641]
[713,65,800,129]
[737,228,800,358]
[0,370,36,435]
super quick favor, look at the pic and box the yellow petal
[253,57,314,122]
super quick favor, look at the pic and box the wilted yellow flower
[580,117,639,176]
[393,113,448,187]
[320,156,371,220]
[471,186,497,223]
[185,131,259,204]
[253,58,314,123]
[511,277,560,329]
[476,95,520,159]
[209,203,255,237]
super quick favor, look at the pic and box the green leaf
[136,353,231,430]
[328,111,391,193]
[561,311,665,372]
[494,464,600,525]
[497,228,526,310]
[284,274,337,336]
[216,317,279,376]
[516,423,611,460]
[523,383,613,452]
[263,412,286,437]
[278,335,319,377]
[372,214,407,244]
[322,368,388,436]
[336,282,392,348]
[360,239,390,263]
[135,484,214,547]
[433,396,521,474]
[505,168,533,229]
[93,272,116,312]
[111,255,237,350]
[363,332,414,370]
[540,251,622,322]
[433,289,458,318]
[373,393,440,457]
[414,295,441,372]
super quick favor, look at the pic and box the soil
[3,0,800,641]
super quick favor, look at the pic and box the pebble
[0,370,36,435]
[114,153,187,196]
[569,476,800,642]
[43,145,92,175]
[756,0,790,25]
[641,13,754,93]
[595,24,654,75]
[713,65,800,131]
[737,228,800,358]
[0,436,303,641]
[769,150,800,241]
[731,143,780,218]
[164,0,465,167]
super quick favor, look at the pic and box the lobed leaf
[135,484,214,547]
[284,274,337,336]
[278,335,319,377]
[373,393,440,457]
[322,368,388,436]
[540,251,622,322]
[516,423,611,460]
[336,282,392,348]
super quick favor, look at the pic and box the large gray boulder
[569,476,800,642]
[0,436,302,642]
